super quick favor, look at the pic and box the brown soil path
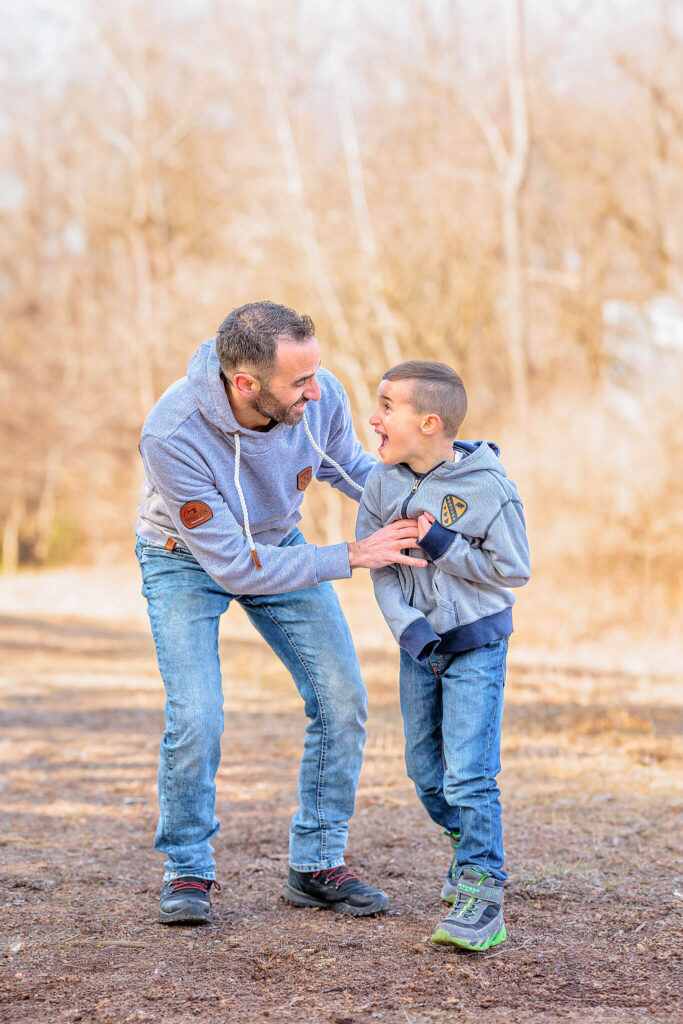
[1,577,681,1023]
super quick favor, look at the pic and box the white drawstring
[233,433,262,569]
[233,413,363,571]
[302,414,364,494]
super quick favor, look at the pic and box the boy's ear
[420,413,442,436]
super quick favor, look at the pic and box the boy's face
[369,378,430,465]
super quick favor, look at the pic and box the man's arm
[141,435,425,595]
[313,383,376,499]
[417,500,530,589]
[357,474,440,663]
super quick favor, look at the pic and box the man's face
[252,336,322,425]
[369,378,425,465]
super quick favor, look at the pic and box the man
[136,301,426,925]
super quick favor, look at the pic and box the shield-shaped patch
[441,494,467,527]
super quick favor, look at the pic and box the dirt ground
[1,570,681,1024]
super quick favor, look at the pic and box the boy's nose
[369,410,380,426]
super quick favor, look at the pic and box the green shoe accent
[431,923,507,951]
[441,830,461,901]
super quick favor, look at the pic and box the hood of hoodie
[397,439,505,485]
[187,337,292,451]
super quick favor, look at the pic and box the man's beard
[252,382,307,426]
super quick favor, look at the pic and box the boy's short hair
[382,361,467,436]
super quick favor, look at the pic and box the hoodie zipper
[399,461,445,518]
[399,462,446,606]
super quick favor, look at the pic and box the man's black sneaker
[283,866,390,917]
[440,829,461,903]
[158,876,221,925]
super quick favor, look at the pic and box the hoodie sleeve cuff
[314,542,352,583]
[417,521,456,561]
[399,618,441,664]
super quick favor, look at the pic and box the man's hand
[417,511,435,542]
[348,519,428,570]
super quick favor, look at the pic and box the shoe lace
[449,873,490,921]
[170,878,222,894]
[312,866,357,887]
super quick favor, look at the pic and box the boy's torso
[371,442,521,637]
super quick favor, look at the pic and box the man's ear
[232,371,260,399]
[420,413,442,436]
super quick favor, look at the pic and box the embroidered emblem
[441,494,467,527]
[297,466,313,491]
[179,500,213,529]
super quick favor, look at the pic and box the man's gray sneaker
[158,876,221,925]
[431,866,506,950]
[284,866,390,917]
[440,829,461,903]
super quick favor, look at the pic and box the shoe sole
[431,923,507,951]
[283,884,389,917]
[158,907,212,925]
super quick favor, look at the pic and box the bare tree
[471,0,530,429]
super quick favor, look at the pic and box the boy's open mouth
[376,431,388,453]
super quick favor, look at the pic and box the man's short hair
[382,360,467,436]
[216,302,315,378]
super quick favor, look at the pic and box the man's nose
[303,377,321,402]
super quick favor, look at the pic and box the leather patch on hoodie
[297,466,313,491]
[179,500,213,529]
[441,494,467,527]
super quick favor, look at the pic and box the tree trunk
[2,498,23,574]
[502,0,530,432]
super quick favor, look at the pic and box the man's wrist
[347,540,360,570]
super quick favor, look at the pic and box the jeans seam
[481,644,506,875]
[258,603,329,861]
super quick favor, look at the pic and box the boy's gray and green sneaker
[432,866,506,951]
[440,829,461,903]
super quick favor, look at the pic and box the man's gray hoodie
[136,338,375,595]
[356,442,530,664]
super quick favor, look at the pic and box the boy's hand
[348,519,428,570]
[417,511,435,542]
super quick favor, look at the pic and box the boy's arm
[357,474,441,664]
[418,499,530,589]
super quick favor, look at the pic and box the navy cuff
[418,521,456,561]
[399,618,441,664]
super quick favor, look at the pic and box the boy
[356,361,530,950]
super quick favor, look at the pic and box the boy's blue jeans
[135,528,368,881]
[399,638,508,881]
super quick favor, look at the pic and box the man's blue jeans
[398,638,508,881]
[135,528,368,880]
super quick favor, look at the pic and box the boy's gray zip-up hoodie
[136,338,375,595]
[356,442,530,664]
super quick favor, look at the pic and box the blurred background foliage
[1,0,681,641]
